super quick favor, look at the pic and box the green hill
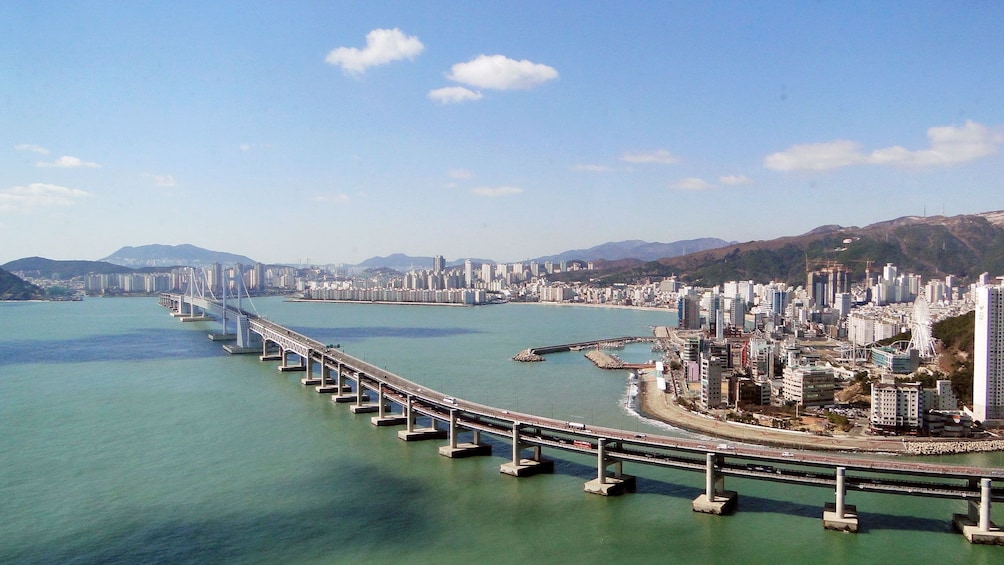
[0,267,46,300]
[2,257,134,279]
[557,212,1004,286]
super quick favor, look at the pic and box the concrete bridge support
[954,478,1004,545]
[692,452,737,514]
[301,356,321,386]
[349,376,379,414]
[397,395,446,441]
[823,466,858,532]
[223,315,258,354]
[371,384,406,426]
[438,409,491,458]
[500,422,553,477]
[260,340,282,361]
[332,364,357,402]
[584,438,636,495]
[315,363,339,393]
[278,349,306,372]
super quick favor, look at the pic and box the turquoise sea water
[1,297,1002,564]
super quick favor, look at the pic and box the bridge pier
[500,422,554,477]
[954,478,1004,545]
[439,409,492,458]
[278,349,306,372]
[260,340,282,361]
[349,377,379,413]
[397,395,447,441]
[332,365,358,402]
[315,363,339,393]
[371,384,407,426]
[823,466,858,532]
[692,452,737,514]
[300,355,322,386]
[584,438,636,495]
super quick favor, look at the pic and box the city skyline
[3,2,1003,265]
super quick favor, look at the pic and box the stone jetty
[585,350,624,369]
[512,349,545,362]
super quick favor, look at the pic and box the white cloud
[719,174,752,186]
[764,121,1003,171]
[763,140,866,171]
[239,143,251,152]
[447,55,558,90]
[448,169,475,180]
[313,193,351,205]
[325,28,424,74]
[149,174,176,188]
[428,86,483,104]
[15,143,49,155]
[620,149,678,164]
[36,155,100,168]
[0,183,90,212]
[471,186,523,197]
[669,177,714,191]
[570,164,615,173]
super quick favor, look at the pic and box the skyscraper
[464,259,474,288]
[974,283,1004,422]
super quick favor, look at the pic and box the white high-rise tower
[974,283,1004,422]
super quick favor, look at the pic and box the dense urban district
[4,212,1004,450]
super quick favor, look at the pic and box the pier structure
[583,437,636,495]
[692,452,737,514]
[160,292,1004,546]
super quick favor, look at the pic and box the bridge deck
[161,293,1004,501]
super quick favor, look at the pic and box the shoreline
[635,371,1004,455]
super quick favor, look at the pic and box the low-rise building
[870,377,922,434]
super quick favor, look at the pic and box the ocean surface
[1,297,1002,564]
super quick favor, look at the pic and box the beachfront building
[782,363,835,407]
[922,380,959,411]
[700,354,725,409]
[974,282,1004,423]
[870,377,923,434]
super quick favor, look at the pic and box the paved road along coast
[636,370,1004,455]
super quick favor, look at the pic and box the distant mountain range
[100,244,256,268]
[354,238,733,271]
[6,211,1004,290]
[532,238,733,264]
[558,210,1004,287]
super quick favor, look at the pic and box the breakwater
[903,439,1004,456]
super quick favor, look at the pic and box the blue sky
[2,2,1003,265]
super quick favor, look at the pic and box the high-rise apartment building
[974,283,1004,422]
[700,354,724,409]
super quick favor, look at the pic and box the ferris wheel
[908,295,937,359]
